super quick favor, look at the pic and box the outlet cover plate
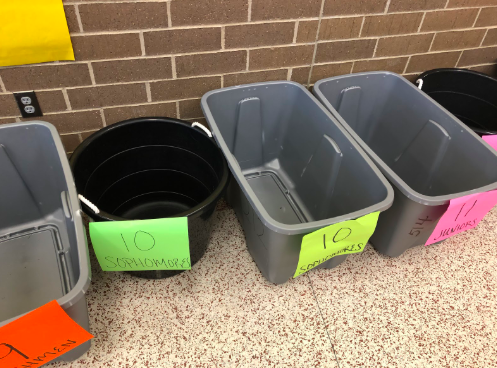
[14,91,43,118]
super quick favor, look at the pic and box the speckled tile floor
[50,203,497,368]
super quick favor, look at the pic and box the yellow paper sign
[0,0,74,67]
[293,212,380,278]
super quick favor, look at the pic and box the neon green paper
[294,212,380,278]
[89,218,190,271]
[0,0,74,67]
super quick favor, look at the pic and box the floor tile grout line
[306,273,341,368]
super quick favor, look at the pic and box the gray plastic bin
[0,122,91,361]
[313,72,497,257]
[201,81,393,284]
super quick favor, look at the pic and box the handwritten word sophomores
[90,217,190,271]
[104,256,191,269]
[294,212,380,278]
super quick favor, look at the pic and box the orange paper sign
[0,300,93,367]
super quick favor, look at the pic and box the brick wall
[1,0,497,153]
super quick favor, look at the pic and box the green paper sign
[294,211,380,278]
[89,218,190,271]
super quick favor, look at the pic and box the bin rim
[0,121,91,325]
[69,117,230,222]
[417,67,497,85]
[201,80,394,236]
[313,71,497,206]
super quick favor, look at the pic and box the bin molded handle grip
[192,122,213,137]
[78,194,100,214]
[416,78,423,90]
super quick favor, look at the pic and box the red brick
[103,103,177,125]
[71,34,142,61]
[0,64,91,91]
[67,83,147,110]
[176,51,246,78]
[144,28,221,55]
[150,76,221,101]
[92,58,172,84]
[79,3,168,31]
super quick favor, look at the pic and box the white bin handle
[416,78,423,90]
[78,194,100,214]
[192,122,212,137]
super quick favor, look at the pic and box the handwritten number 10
[120,231,156,252]
[322,227,352,249]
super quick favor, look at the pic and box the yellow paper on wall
[0,0,74,67]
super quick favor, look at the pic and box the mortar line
[417,12,427,33]
[350,61,356,73]
[293,21,299,44]
[62,88,72,110]
[220,75,224,88]
[287,68,293,81]
[175,101,180,118]
[428,33,436,52]
[171,56,177,79]
[372,38,379,58]
[307,0,327,87]
[472,8,483,27]
[384,0,392,13]
[74,4,84,32]
[167,1,172,27]
[0,76,6,93]
[248,0,252,22]
[246,50,250,71]
[358,17,366,36]
[403,56,412,74]
[480,29,489,47]
[445,0,450,8]
[221,26,226,49]
[139,32,146,56]
[145,82,152,102]
[87,63,96,85]
[455,50,464,67]
[99,108,107,127]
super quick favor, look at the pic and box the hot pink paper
[426,190,497,245]
[482,135,497,151]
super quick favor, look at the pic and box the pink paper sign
[482,135,497,151]
[426,190,497,245]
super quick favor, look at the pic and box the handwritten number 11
[455,199,478,221]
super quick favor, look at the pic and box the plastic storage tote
[313,71,497,257]
[0,122,91,361]
[416,68,497,136]
[70,117,229,279]
[201,81,393,284]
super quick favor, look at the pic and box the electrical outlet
[14,91,43,118]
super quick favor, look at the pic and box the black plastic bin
[70,117,229,279]
[416,68,497,135]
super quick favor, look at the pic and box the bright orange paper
[0,300,93,367]
[0,0,74,67]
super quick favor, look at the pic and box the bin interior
[316,73,497,197]
[71,120,226,220]
[0,124,79,322]
[204,83,388,225]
